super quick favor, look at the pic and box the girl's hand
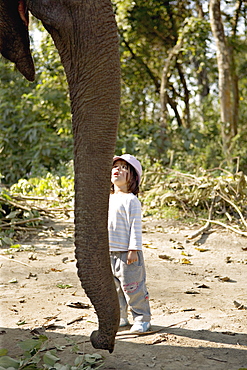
[127,250,138,265]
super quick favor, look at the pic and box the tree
[209,0,233,152]
[114,0,212,163]
[113,0,247,171]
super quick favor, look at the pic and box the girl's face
[111,160,129,191]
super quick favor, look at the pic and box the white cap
[113,154,142,185]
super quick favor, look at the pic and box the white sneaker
[130,321,151,333]
[119,318,129,327]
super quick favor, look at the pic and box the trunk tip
[90,330,115,353]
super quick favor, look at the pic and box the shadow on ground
[1,325,247,370]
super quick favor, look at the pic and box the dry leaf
[67,315,84,325]
[43,319,59,328]
[43,314,61,328]
[195,247,209,252]
[28,253,37,260]
[26,272,37,279]
[181,251,191,256]
[143,243,157,249]
[158,254,173,261]
[66,301,91,309]
[233,300,247,310]
[10,307,18,313]
[219,276,230,282]
[197,284,210,288]
[225,256,232,263]
[51,268,64,272]
[171,241,185,250]
[185,290,200,294]
[180,258,191,264]
[148,333,169,345]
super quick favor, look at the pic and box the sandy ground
[0,214,247,369]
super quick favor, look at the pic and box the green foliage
[113,0,247,174]
[56,284,73,289]
[10,173,74,200]
[0,336,104,369]
[141,166,247,229]
[0,24,72,185]
[0,174,74,248]
[1,3,247,185]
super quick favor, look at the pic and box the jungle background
[1,0,247,239]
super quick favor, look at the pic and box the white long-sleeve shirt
[108,192,142,251]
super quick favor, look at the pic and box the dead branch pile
[142,168,247,236]
[0,190,73,234]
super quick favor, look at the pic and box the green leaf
[91,353,103,360]
[83,353,103,365]
[43,351,60,367]
[56,284,73,289]
[18,338,44,352]
[16,320,26,326]
[54,345,66,351]
[38,335,49,342]
[54,365,70,370]
[9,278,18,284]
[74,355,83,366]
[53,365,70,370]
[2,237,13,246]
[0,356,20,369]
[10,244,21,249]
[0,349,8,357]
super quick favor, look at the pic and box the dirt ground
[0,213,247,369]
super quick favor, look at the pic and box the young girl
[108,154,151,333]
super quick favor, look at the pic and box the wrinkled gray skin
[0,0,120,353]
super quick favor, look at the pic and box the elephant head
[0,0,120,353]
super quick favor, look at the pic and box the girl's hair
[111,162,139,195]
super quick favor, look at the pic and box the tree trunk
[209,0,233,151]
[194,0,210,110]
[176,62,190,128]
[229,0,243,137]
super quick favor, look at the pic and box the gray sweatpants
[110,250,151,323]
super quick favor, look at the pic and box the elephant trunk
[73,123,121,351]
[73,159,120,353]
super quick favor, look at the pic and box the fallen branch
[39,319,191,352]
[12,195,60,202]
[202,219,247,237]
[0,255,30,266]
[187,196,215,239]
[116,319,190,337]
[0,196,31,212]
[0,217,42,228]
[187,221,211,240]
[217,192,247,229]
[0,226,42,231]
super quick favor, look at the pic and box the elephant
[0,0,121,353]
